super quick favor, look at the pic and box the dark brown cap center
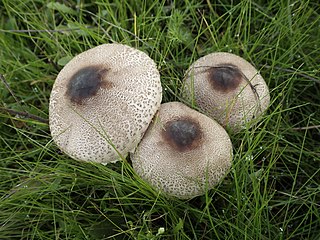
[207,64,243,93]
[65,66,111,104]
[162,118,203,152]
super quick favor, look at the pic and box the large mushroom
[49,43,162,164]
[131,102,233,199]
[182,52,270,132]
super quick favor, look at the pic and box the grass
[0,0,319,239]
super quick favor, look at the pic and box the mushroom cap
[49,43,162,164]
[183,52,270,132]
[131,102,233,199]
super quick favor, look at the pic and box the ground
[0,0,319,239]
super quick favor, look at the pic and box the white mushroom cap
[49,43,162,164]
[183,52,270,132]
[131,102,233,199]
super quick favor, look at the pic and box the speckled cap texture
[183,52,270,132]
[49,44,162,164]
[131,102,233,199]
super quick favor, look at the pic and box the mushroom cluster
[49,44,270,199]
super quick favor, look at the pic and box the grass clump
[1,0,319,239]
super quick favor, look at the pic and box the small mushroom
[49,43,162,164]
[183,52,270,132]
[131,102,233,199]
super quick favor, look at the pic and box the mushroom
[131,102,233,199]
[49,43,162,164]
[182,52,270,132]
